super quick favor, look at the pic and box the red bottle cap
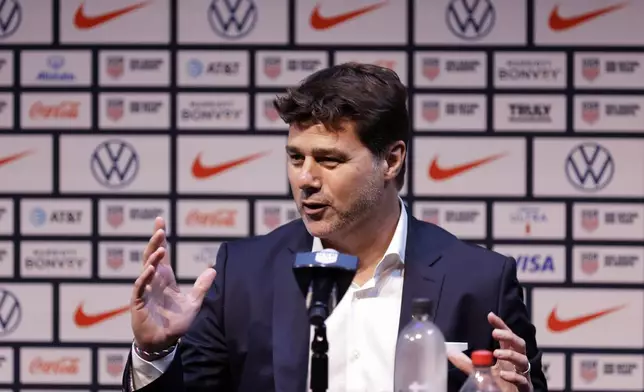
[471,350,494,366]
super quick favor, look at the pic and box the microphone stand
[310,323,329,392]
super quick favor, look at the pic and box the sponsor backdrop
[0,0,642,391]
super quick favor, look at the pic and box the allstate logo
[446,0,495,40]
[47,55,65,70]
[208,0,257,39]
[187,59,204,77]
[29,207,47,227]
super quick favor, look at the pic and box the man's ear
[383,141,406,182]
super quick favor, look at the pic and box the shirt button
[352,351,360,361]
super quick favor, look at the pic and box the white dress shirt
[132,198,407,392]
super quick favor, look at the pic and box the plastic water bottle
[458,350,502,392]
[394,298,447,392]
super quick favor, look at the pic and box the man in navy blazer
[124,63,547,392]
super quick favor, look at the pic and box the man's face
[286,121,385,239]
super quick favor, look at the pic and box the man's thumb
[447,351,474,375]
[190,268,217,304]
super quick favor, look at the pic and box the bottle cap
[471,350,494,366]
[411,298,433,318]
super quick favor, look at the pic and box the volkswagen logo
[0,289,22,337]
[0,0,21,39]
[208,0,257,39]
[446,0,495,40]
[565,142,615,192]
[90,139,140,189]
[29,207,47,227]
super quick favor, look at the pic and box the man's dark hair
[273,62,410,190]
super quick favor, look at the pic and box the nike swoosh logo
[74,1,150,30]
[74,303,130,327]
[0,150,32,167]
[549,3,627,31]
[428,153,506,181]
[547,305,626,332]
[310,1,388,30]
[192,151,270,179]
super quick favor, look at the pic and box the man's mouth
[301,201,328,215]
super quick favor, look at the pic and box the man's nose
[297,158,322,191]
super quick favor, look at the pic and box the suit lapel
[399,215,447,333]
[272,221,312,392]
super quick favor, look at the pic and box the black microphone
[292,249,358,327]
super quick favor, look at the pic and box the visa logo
[515,255,554,272]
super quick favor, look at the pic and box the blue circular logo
[29,207,47,227]
[187,59,204,78]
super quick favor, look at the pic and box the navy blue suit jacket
[123,213,547,392]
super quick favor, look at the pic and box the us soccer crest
[580,360,598,383]
[580,252,599,275]
[106,56,124,79]
[264,99,279,122]
[422,208,440,225]
[581,209,599,232]
[423,58,440,81]
[264,57,281,79]
[582,58,600,82]
[581,102,600,125]
[263,206,281,229]
[422,101,440,122]
[106,248,124,270]
[107,99,124,121]
[106,354,125,377]
[106,206,124,228]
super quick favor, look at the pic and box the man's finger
[144,247,166,271]
[142,229,166,264]
[494,349,529,373]
[498,370,531,388]
[447,351,474,375]
[488,312,511,331]
[190,268,217,305]
[132,264,155,305]
[493,329,526,353]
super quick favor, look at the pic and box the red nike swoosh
[310,1,388,30]
[191,151,270,179]
[0,150,32,167]
[428,153,506,181]
[74,303,130,327]
[548,3,627,31]
[547,305,626,332]
[74,0,150,30]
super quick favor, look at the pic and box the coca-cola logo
[186,209,237,227]
[29,101,80,119]
[29,357,80,374]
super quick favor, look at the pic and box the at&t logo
[208,0,257,39]
[565,143,615,192]
[90,139,140,189]
[446,0,495,40]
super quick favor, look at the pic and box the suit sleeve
[497,257,548,392]
[122,242,232,392]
